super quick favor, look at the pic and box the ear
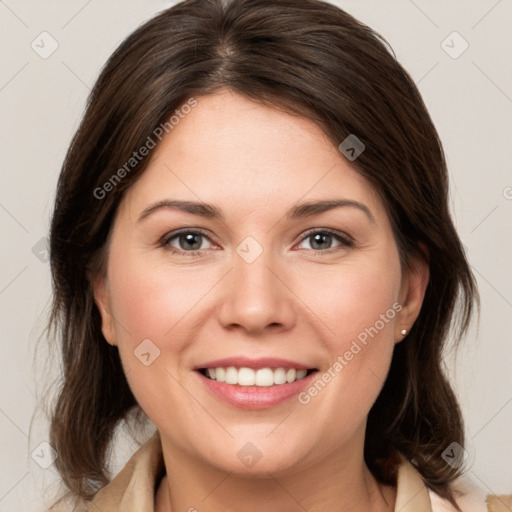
[92,275,117,346]
[396,250,429,343]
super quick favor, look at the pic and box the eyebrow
[138,198,374,223]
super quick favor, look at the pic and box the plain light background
[0,0,511,510]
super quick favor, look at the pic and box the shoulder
[46,492,89,512]
[45,414,160,512]
[395,455,496,512]
[428,475,490,512]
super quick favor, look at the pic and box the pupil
[311,233,331,250]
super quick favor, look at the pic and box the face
[94,89,427,477]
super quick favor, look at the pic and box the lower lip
[195,370,318,409]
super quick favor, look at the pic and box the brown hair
[47,0,477,508]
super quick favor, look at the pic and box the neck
[155,434,396,512]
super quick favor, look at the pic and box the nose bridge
[216,235,294,333]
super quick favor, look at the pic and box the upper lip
[193,357,315,371]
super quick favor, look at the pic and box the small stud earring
[401,329,407,336]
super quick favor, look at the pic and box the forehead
[121,90,384,220]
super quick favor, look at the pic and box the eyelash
[160,228,354,257]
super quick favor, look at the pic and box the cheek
[297,254,401,343]
[104,254,209,419]
[104,248,211,397]
[294,253,402,411]
[107,252,213,344]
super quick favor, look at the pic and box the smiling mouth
[198,367,318,387]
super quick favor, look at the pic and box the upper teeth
[204,367,309,386]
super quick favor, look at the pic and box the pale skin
[94,89,429,512]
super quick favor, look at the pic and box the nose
[216,245,296,335]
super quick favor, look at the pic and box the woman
[47,0,487,510]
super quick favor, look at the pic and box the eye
[161,229,215,255]
[296,229,353,252]
[160,228,353,257]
